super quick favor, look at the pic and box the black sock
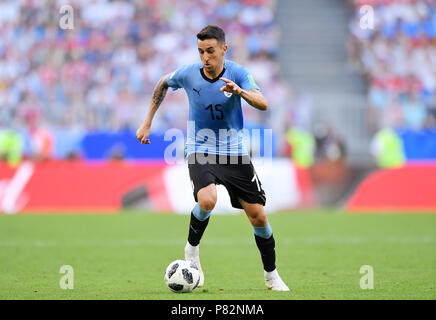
[187,212,210,246]
[255,234,276,272]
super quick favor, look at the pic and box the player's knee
[248,211,267,227]
[198,197,216,211]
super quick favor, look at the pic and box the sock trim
[253,221,272,239]
[192,203,212,221]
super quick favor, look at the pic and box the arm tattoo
[151,76,169,108]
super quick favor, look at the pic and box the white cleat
[184,242,204,287]
[264,269,290,291]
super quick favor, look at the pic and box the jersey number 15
[205,104,224,120]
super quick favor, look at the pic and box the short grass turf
[0,210,435,300]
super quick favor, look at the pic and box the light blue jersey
[166,59,260,157]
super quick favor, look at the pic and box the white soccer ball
[164,259,200,293]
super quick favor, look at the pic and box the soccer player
[136,25,289,291]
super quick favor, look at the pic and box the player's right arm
[136,74,170,144]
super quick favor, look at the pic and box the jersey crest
[224,91,233,98]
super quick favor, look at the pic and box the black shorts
[187,153,266,209]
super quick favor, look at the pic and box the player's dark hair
[197,25,226,44]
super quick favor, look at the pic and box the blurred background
[0,0,435,213]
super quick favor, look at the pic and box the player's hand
[136,123,151,144]
[220,77,242,95]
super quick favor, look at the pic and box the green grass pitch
[0,210,435,300]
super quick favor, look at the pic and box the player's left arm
[220,77,268,111]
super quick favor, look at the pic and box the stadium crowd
[0,0,295,161]
[347,0,436,133]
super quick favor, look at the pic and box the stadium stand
[0,0,293,160]
[1,0,435,162]
[347,0,436,160]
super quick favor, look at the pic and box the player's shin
[187,203,212,246]
[253,222,276,272]
[254,222,290,291]
[186,203,211,287]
